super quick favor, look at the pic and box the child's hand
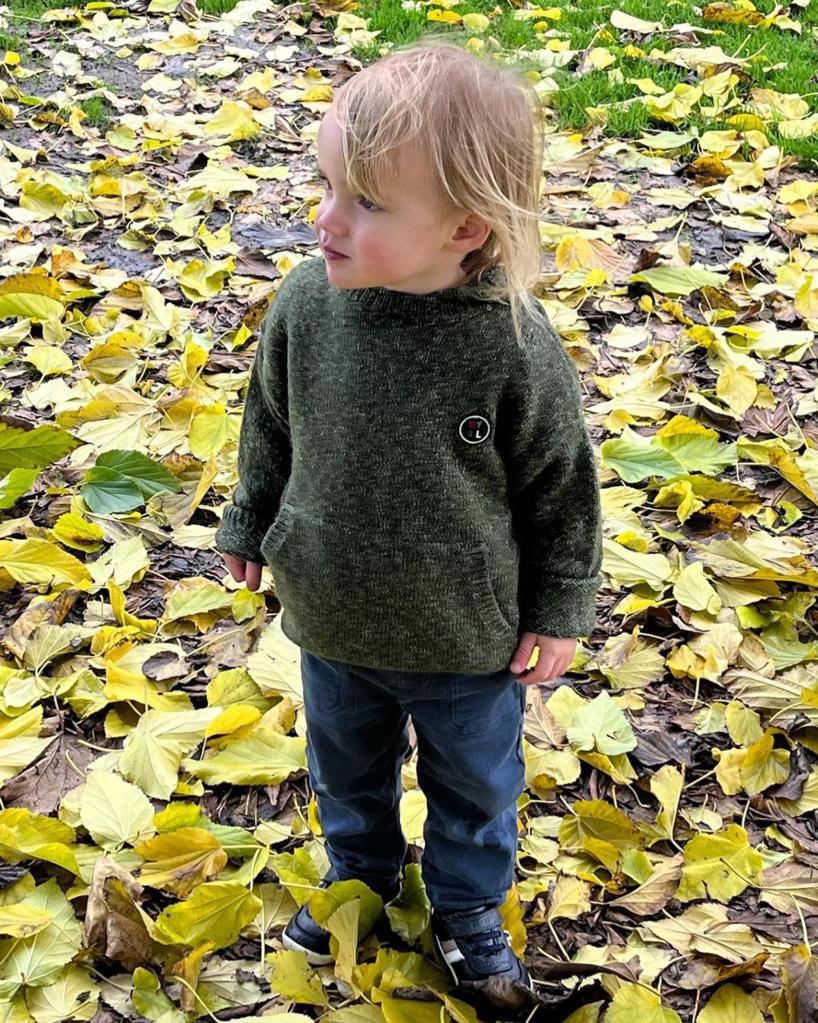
[510,632,576,685]
[223,554,263,591]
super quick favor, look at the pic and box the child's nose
[315,198,346,239]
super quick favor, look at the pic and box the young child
[215,38,603,1011]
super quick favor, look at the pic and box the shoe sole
[281,928,335,966]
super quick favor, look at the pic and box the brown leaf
[779,944,818,1023]
[1,732,97,816]
[3,589,81,660]
[607,854,683,916]
[85,856,155,971]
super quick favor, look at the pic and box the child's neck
[383,262,468,296]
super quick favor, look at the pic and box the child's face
[314,107,486,294]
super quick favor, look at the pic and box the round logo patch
[459,414,491,444]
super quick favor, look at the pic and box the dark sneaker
[432,905,535,1014]
[282,876,401,966]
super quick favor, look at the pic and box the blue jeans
[300,650,526,912]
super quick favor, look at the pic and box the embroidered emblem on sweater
[459,415,491,444]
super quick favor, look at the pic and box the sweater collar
[333,264,509,318]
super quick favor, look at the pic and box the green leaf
[78,770,156,851]
[132,967,187,1023]
[629,265,728,296]
[601,426,686,482]
[0,468,38,509]
[182,728,307,786]
[0,424,78,474]
[119,707,222,800]
[25,964,100,1023]
[0,879,83,994]
[676,824,763,902]
[270,844,324,908]
[567,692,637,755]
[385,863,430,943]
[265,949,327,1007]
[153,880,262,949]
[0,734,58,786]
[81,449,180,514]
[309,880,384,986]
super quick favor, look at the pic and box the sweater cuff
[214,505,272,564]
[519,573,601,638]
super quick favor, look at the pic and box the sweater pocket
[259,501,516,670]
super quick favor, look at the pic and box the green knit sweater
[215,256,603,673]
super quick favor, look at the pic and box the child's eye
[359,197,379,211]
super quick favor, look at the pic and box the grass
[80,95,114,129]
[345,0,818,167]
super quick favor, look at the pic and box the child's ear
[451,213,491,253]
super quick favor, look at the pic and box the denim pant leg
[300,650,408,897]
[409,668,526,912]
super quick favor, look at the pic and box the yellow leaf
[462,12,489,31]
[134,827,227,897]
[78,770,156,851]
[153,880,262,949]
[740,732,790,796]
[650,765,682,841]
[205,703,262,741]
[586,47,616,69]
[604,982,681,1023]
[645,83,702,124]
[547,875,591,921]
[399,788,427,846]
[724,701,763,746]
[182,728,307,786]
[611,9,662,33]
[0,539,91,587]
[189,402,240,459]
[714,746,745,796]
[203,101,259,142]
[717,362,757,415]
[24,345,72,377]
[171,258,234,303]
[560,799,645,850]
[555,235,624,273]
[698,983,763,1023]
[677,824,763,902]
[52,512,105,553]
[265,949,328,1007]
[426,8,461,23]
[108,579,157,636]
[673,562,722,614]
[0,903,53,938]
[499,883,526,955]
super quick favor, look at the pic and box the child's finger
[223,554,246,582]
[519,656,557,686]
[510,633,537,674]
[245,561,262,591]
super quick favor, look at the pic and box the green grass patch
[80,95,114,129]
[346,0,818,164]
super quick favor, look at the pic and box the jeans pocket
[301,650,354,713]
[449,670,521,736]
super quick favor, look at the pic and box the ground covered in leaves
[1,1,818,1022]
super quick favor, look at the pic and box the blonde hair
[331,36,547,346]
